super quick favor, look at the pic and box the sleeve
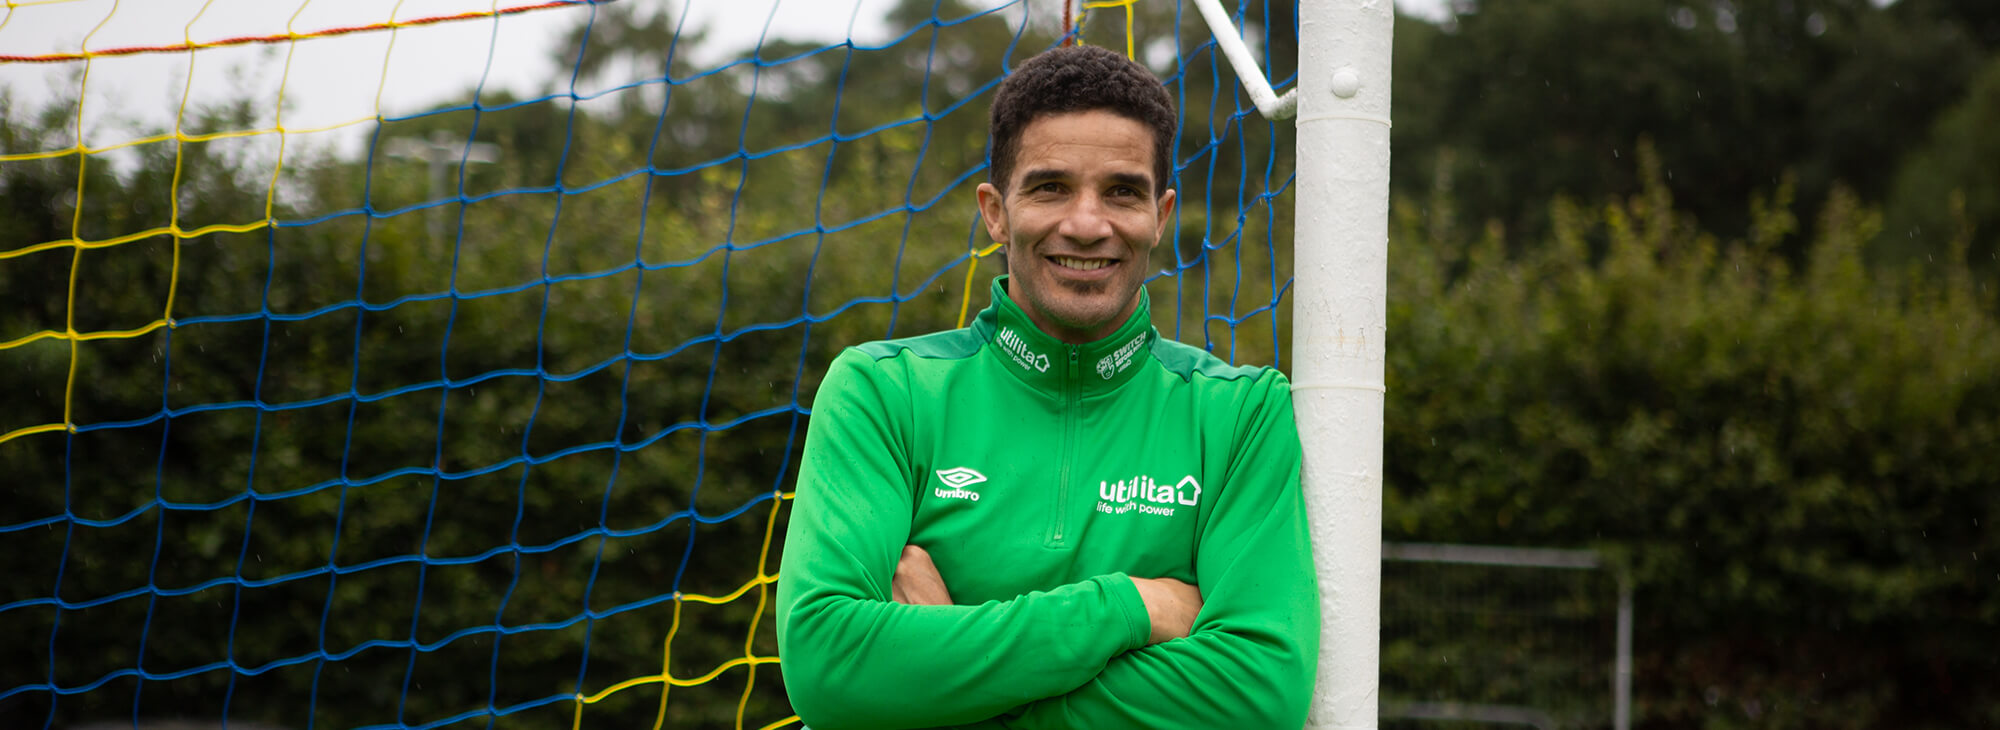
[775,348,1155,730]
[987,370,1321,729]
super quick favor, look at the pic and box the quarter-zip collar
[974,276,1157,397]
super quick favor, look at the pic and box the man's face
[977,110,1176,344]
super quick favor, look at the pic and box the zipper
[1051,345,1081,545]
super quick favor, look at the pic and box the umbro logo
[933,467,986,501]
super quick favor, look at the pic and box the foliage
[1882,53,2000,278]
[1385,143,2000,729]
[1393,0,1992,251]
[6,1,1999,729]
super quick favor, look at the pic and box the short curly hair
[988,45,1177,196]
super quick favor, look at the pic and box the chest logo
[933,467,987,501]
[996,327,1051,373]
[1096,333,1146,380]
[1095,475,1202,517]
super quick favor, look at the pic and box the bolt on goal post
[1191,1,1391,728]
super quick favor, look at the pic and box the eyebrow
[1015,169,1067,191]
[1015,168,1156,195]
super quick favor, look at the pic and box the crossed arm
[891,545,1203,645]
[781,490,1319,730]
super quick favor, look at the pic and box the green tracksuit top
[776,277,1320,729]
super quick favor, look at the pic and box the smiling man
[775,45,1320,729]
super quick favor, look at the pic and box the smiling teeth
[1053,257,1109,271]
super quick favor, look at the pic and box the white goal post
[1294,2,1392,728]
[1188,2,1392,727]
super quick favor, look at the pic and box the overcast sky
[1,0,1450,158]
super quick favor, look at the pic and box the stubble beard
[1039,275,1131,335]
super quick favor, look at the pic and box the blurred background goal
[1382,543,1633,730]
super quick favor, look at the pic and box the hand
[1131,577,1202,644]
[891,545,954,606]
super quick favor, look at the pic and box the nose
[1056,191,1114,243]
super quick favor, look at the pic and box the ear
[1154,188,1177,241]
[976,182,1008,243]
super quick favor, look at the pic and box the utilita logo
[1095,474,1201,517]
[932,467,987,502]
[996,327,1051,373]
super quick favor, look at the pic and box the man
[775,44,1319,729]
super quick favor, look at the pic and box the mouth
[1049,255,1116,272]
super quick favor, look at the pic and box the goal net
[0,0,1296,727]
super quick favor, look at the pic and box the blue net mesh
[0,1,1294,727]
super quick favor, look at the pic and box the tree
[1881,53,2000,277]
[1391,0,1989,253]
[1385,146,2000,728]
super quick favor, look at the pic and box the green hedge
[1384,143,2000,729]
